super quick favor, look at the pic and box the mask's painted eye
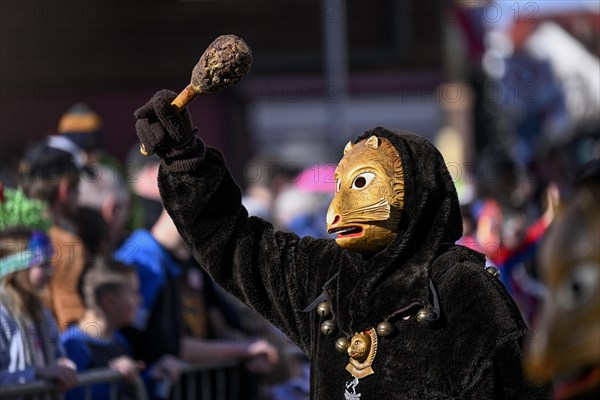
[351,172,376,190]
[556,263,599,311]
[336,178,341,193]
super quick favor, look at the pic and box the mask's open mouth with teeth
[328,226,364,238]
[554,366,600,400]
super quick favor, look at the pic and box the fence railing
[0,360,240,400]
[172,360,240,400]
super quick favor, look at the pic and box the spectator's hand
[150,354,182,384]
[244,339,279,373]
[134,90,197,159]
[36,361,78,392]
[109,356,144,382]
[244,354,274,374]
[543,182,560,225]
[57,357,77,371]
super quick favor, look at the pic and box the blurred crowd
[445,0,599,325]
[0,103,311,400]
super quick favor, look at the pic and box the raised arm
[135,90,342,352]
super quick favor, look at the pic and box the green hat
[0,184,52,232]
[0,184,53,278]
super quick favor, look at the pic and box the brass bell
[416,308,437,325]
[320,320,337,336]
[316,302,331,318]
[335,337,350,353]
[486,266,500,278]
[376,321,394,337]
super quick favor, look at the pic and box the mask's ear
[365,136,379,150]
[343,141,354,156]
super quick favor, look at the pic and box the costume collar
[322,252,430,335]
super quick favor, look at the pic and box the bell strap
[300,291,328,313]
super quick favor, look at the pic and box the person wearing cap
[56,103,125,180]
[57,103,102,165]
[0,186,78,390]
[19,140,89,330]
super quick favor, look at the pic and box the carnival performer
[133,90,547,399]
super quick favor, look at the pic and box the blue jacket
[61,325,134,400]
[115,230,183,366]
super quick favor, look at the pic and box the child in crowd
[61,256,181,400]
[117,209,278,399]
[0,186,78,391]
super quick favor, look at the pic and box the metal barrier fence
[0,360,240,400]
[172,360,240,400]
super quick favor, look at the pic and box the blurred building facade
[1,0,447,183]
[2,0,598,185]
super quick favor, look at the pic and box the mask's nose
[326,201,341,230]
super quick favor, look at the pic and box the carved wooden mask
[326,136,404,255]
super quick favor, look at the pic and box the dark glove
[134,89,205,172]
[134,89,197,157]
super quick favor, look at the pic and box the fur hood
[323,127,474,333]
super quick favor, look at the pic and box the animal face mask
[525,185,600,399]
[326,136,404,255]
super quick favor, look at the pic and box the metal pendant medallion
[345,328,378,379]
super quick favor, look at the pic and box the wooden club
[140,34,253,156]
